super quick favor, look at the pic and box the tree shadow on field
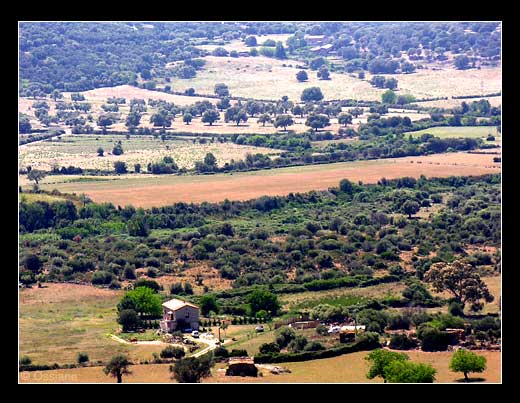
[455,377,486,383]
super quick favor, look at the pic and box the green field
[405,126,499,139]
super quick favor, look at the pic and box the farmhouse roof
[228,357,255,365]
[162,298,199,312]
[340,325,366,333]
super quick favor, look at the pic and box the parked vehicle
[191,330,200,338]
[255,325,264,332]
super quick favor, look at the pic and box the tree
[19,113,32,133]
[257,113,272,127]
[125,111,141,128]
[385,360,437,383]
[114,161,127,174]
[121,287,162,317]
[112,141,124,155]
[301,87,324,102]
[183,113,193,125]
[292,105,304,117]
[305,114,330,132]
[204,152,217,167]
[384,78,398,90]
[170,355,214,383]
[201,110,220,126]
[103,355,132,383]
[296,70,308,82]
[127,213,150,237]
[97,147,104,157]
[273,114,294,131]
[27,169,46,185]
[449,349,487,381]
[454,55,470,70]
[199,294,219,316]
[51,89,63,101]
[244,36,257,47]
[402,200,420,218]
[161,346,186,359]
[134,163,141,173]
[274,42,287,59]
[338,113,353,127]
[382,90,397,104]
[365,349,409,383]
[247,288,280,316]
[224,106,248,126]
[117,309,140,332]
[150,112,172,128]
[259,342,280,354]
[424,260,494,310]
[216,97,231,110]
[309,57,326,70]
[214,83,229,98]
[77,352,89,365]
[97,115,114,132]
[317,66,330,80]
[24,254,42,273]
[275,326,296,348]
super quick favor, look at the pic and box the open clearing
[405,126,499,139]
[36,151,500,207]
[19,283,166,365]
[20,349,500,383]
[163,56,383,101]
[378,67,501,100]
[19,134,280,171]
[415,95,502,109]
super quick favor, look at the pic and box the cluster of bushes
[254,331,380,363]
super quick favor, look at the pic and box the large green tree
[170,355,214,383]
[365,349,409,383]
[247,288,280,316]
[103,355,132,383]
[449,349,487,381]
[424,260,494,310]
[120,286,162,318]
[385,360,437,383]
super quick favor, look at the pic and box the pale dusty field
[374,66,502,100]
[415,95,502,109]
[35,151,501,207]
[164,56,384,101]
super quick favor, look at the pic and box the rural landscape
[19,21,501,384]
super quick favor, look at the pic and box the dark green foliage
[117,309,140,332]
[160,346,186,359]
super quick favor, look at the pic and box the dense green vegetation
[20,22,500,96]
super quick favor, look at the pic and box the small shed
[225,357,258,377]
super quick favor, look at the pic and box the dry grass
[19,283,165,365]
[415,96,502,109]
[164,56,383,101]
[35,151,500,207]
[374,67,502,100]
[19,134,280,171]
[21,350,501,383]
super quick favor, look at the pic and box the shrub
[389,334,417,350]
[77,352,89,364]
[213,346,229,359]
[91,270,114,285]
[229,349,249,357]
[448,301,465,317]
[117,309,140,332]
[20,356,32,365]
[160,346,186,359]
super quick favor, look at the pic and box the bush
[91,270,114,285]
[20,356,32,365]
[259,342,281,354]
[389,334,417,350]
[160,346,186,359]
[417,325,451,351]
[448,301,465,317]
[229,349,248,357]
[117,309,140,332]
[213,346,229,359]
[77,352,89,364]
